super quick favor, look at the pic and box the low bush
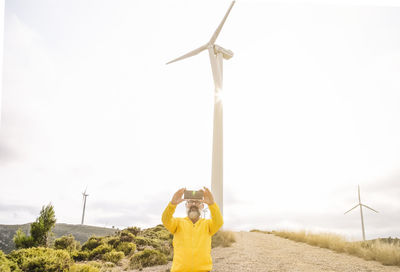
[81,236,104,251]
[71,250,89,262]
[102,250,124,264]
[85,261,102,268]
[7,247,73,272]
[0,249,20,272]
[212,230,236,248]
[0,250,10,272]
[13,229,35,249]
[155,239,173,258]
[115,242,136,256]
[133,236,153,247]
[129,248,167,269]
[89,244,113,260]
[105,236,120,248]
[69,263,100,272]
[118,231,135,243]
[134,236,163,251]
[54,234,81,252]
[141,225,172,241]
[125,226,141,236]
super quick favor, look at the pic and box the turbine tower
[203,207,209,219]
[167,1,236,220]
[344,184,378,241]
[81,187,89,225]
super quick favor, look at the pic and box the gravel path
[126,231,400,272]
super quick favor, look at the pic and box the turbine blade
[344,204,359,214]
[209,1,236,45]
[166,44,208,65]
[362,204,378,213]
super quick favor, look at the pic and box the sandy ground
[125,231,400,272]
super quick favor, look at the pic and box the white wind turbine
[81,186,89,225]
[202,207,209,219]
[344,184,378,241]
[166,1,236,220]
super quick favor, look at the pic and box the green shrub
[69,263,100,272]
[54,234,81,252]
[0,250,10,272]
[89,244,113,260]
[134,236,165,252]
[133,236,153,246]
[129,248,167,269]
[86,261,102,268]
[0,261,11,272]
[81,236,104,251]
[105,236,120,248]
[71,250,89,262]
[158,240,173,256]
[7,247,73,272]
[141,225,172,241]
[13,204,57,249]
[119,231,135,243]
[115,242,136,256]
[125,226,141,236]
[0,249,21,272]
[13,229,35,249]
[102,250,124,264]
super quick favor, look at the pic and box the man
[162,186,223,272]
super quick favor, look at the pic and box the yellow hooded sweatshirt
[161,201,223,272]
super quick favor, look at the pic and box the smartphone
[184,190,204,200]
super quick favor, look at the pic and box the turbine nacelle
[213,44,233,60]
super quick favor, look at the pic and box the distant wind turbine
[203,207,209,219]
[81,187,89,225]
[167,1,236,221]
[344,184,378,241]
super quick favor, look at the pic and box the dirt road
[128,231,400,272]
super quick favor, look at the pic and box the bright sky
[1,0,400,241]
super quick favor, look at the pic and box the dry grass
[269,229,400,267]
[212,230,236,248]
[250,229,273,234]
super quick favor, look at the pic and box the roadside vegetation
[0,204,236,271]
[250,229,400,267]
[212,230,236,248]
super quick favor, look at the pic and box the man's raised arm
[162,201,178,234]
[161,188,186,234]
[208,201,223,236]
[201,186,224,235]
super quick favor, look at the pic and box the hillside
[0,223,117,253]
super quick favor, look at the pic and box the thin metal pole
[81,195,87,225]
[358,185,366,241]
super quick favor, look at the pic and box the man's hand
[171,187,186,205]
[200,186,215,205]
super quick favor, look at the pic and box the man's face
[185,200,204,220]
